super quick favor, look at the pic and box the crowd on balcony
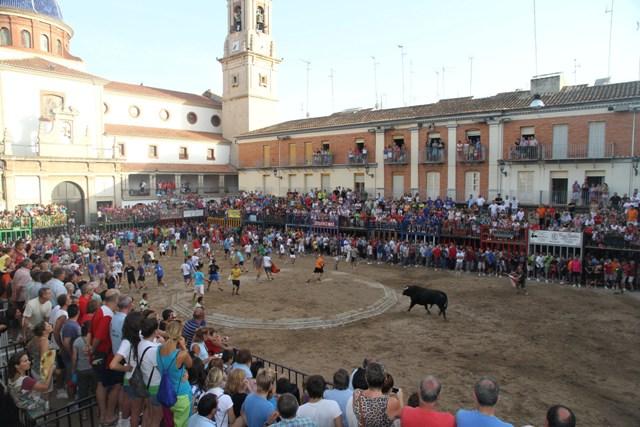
[156,181,177,196]
[312,149,333,166]
[347,146,368,164]
[0,204,68,230]
[383,145,407,163]
[510,136,541,160]
[456,138,484,161]
[426,139,445,162]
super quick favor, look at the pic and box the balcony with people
[423,137,446,163]
[384,139,408,165]
[125,174,152,198]
[347,143,369,165]
[456,138,485,163]
[312,148,333,166]
[508,136,544,161]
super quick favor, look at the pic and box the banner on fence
[227,209,241,219]
[183,209,204,218]
[529,230,582,248]
[312,220,337,228]
[491,229,516,240]
[160,209,182,220]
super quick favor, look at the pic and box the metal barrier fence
[21,395,99,427]
[252,354,313,393]
[0,340,26,384]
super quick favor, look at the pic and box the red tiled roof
[0,57,105,80]
[105,124,224,142]
[122,163,236,173]
[240,81,640,137]
[106,81,222,109]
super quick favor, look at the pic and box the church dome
[0,0,63,21]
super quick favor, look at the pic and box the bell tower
[220,0,281,161]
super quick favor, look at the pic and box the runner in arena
[508,265,528,295]
[307,254,325,283]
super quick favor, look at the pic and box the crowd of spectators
[0,204,68,230]
[0,221,579,427]
[383,145,407,163]
[456,138,484,161]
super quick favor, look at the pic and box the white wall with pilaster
[375,130,385,194]
[447,124,457,198]
[410,127,419,195]
[488,121,503,200]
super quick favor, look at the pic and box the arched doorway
[51,181,85,225]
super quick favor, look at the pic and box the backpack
[156,350,181,407]
[129,345,154,398]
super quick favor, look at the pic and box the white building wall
[103,92,222,134]
[117,136,231,165]
[0,70,104,156]
[239,169,376,196]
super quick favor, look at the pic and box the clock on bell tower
[220,0,281,163]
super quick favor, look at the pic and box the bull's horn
[403,286,408,290]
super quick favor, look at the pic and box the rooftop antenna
[533,0,539,75]
[605,0,614,78]
[435,70,440,99]
[300,59,311,118]
[371,56,379,109]
[329,68,335,113]
[469,56,474,96]
[441,66,454,98]
[573,58,581,84]
[398,45,407,106]
[409,60,415,105]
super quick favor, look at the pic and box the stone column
[410,127,419,196]
[375,129,385,197]
[488,120,504,200]
[447,124,457,199]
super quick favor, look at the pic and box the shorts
[194,285,204,295]
[94,365,123,387]
[224,248,230,254]
[183,274,191,282]
[156,275,164,284]
[209,273,219,281]
[123,384,142,399]
[239,261,244,266]
[314,267,324,274]
[264,267,272,273]
[232,280,240,287]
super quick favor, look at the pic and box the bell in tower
[233,4,242,32]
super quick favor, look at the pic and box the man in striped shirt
[182,307,206,347]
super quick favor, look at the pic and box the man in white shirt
[44,267,68,306]
[23,287,52,337]
[262,254,273,280]
[297,375,343,427]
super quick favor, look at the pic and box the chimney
[530,73,565,95]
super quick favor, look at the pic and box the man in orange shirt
[307,254,325,283]
[401,375,455,427]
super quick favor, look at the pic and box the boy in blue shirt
[193,266,205,302]
[153,259,166,288]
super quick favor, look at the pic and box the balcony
[347,152,369,165]
[507,145,544,161]
[457,145,486,163]
[422,147,446,164]
[549,143,617,160]
[384,149,408,165]
[312,152,333,166]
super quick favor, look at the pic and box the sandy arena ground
[142,250,640,427]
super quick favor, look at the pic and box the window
[393,136,405,148]
[552,124,568,159]
[117,143,126,157]
[256,6,265,32]
[304,142,313,164]
[148,145,158,158]
[464,171,480,198]
[56,39,62,55]
[287,174,296,192]
[21,30,31,48]
[321,141,330,151]
[40,34,49,52]
[426,172,440,199]
[263,145,271,167]
[517,171,535,203]
[231,74,239,87]
[103,103,109,114]
[211,115,221,127]
[0,27,11,46]
[159,109,170,121]
[354,173,365,194]
[520,126,535,138]
[129,105,140,118]
[288,143,296,165]
[259,73,267,87]
[207,148,216,160]
[41,93,64,120]
[466,130,481,144]
[179,147,188,160]
[588,122,606,158]
[321,174,331,192]
[187,112,197,124]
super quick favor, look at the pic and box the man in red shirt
[401,375,455,427]
[77,282,97,325]
[90,289,120,426]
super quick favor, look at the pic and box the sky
[62,0,640,122]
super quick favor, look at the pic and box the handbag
[129,345,154,398]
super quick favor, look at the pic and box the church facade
[0,0,280,222]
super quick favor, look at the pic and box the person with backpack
[109,311,144,427]
[158,320,194,427]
